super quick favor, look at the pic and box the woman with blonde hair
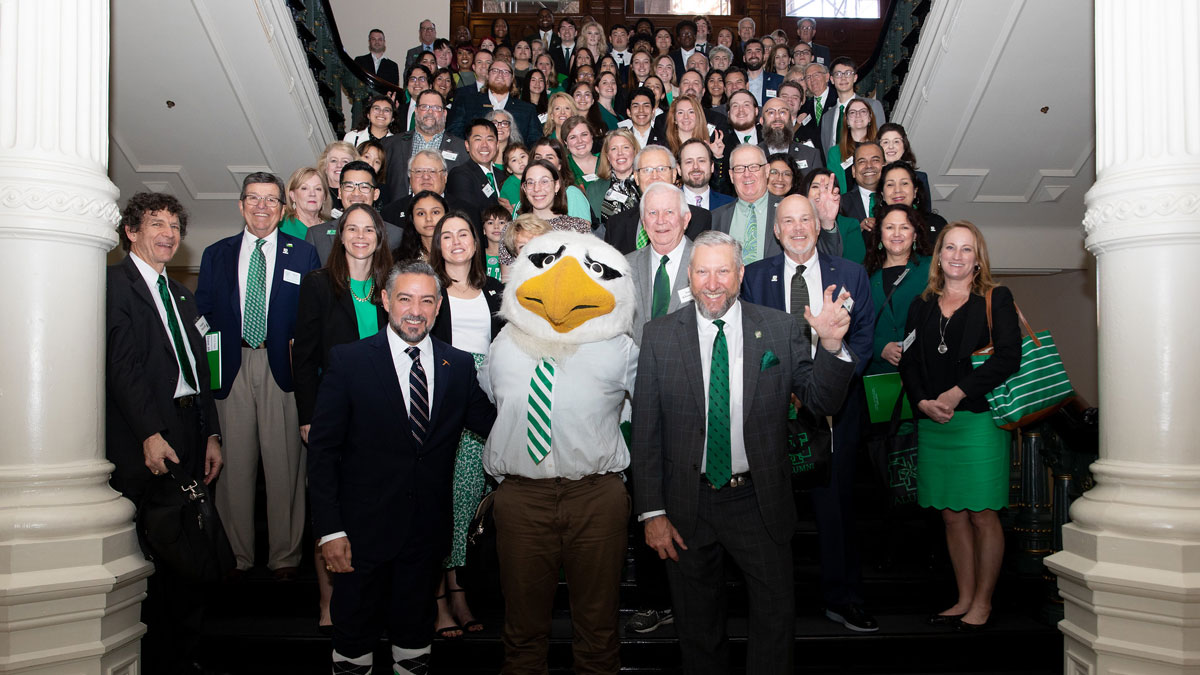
[586,128,639,224]
[279,166,330,239]
[579,20,608,62]
[316,140,358,215]
[653,54,680,103]
[542,91,578,139]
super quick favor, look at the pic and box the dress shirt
[539,30,553,46]
[697,301,749,476]
[782,251,824,358]
[813,89,829,113]
[648,237,687,294]
[488,91,510,110]
[730,192,769,261]
[630,125,652,148]
[130,252,199,398]
[561,43,575,64]
[856,185,872,218]
[479,332,638,480]
[610,50,630,67]
[680,47,696,64]
[237,228,278,331]
[735,127,759,146]
[683,186,711,209]
[411,131,444,156]
[747,72,765,105]
[371,53,384,72]
[320,326,435,545]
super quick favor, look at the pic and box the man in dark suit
[669,20,699,77]
[381,90,465,206]
[740,193,878,632]
[403,20,438,70]
[445,118,505,238]
[305,162,405,264]
[196,172,320,580]
[447,59,542,148]
[446,52,494,137]
[106,192,223,675]
[840,141,885,226]
[605,145,711,254]
[631,229,856,673]
[309,260,495,675]
[760,97,824,177]
[608,23,632,82]
[620,87,666,149]
[797,18,832,66]
[549,17,578,77]
[354,29,400,86]
[680,139,735,211]
[800,63,837,156]
[711,143,783,263]
[526,7,560,53]
[380,149,450,225]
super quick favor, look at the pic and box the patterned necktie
[743,203,759,264]
[869,192,878,217]
[636,225,649,249]
[706,320,731,488]
[157,276,197,390]
[486,170,497,194]
[695,195,702,207]
[813,96,823,125]
[526,358,555,463]
[406,346,430,446]
[790,265,812,346]
[243,238,267,347]
[652,255,670,318]
[837,103,846,143]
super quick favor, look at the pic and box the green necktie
[813,96,823,125]
[869,192,878,217]
[486,170,497,194]
[706,319,732,489]
[743,134,751,143]
[156,276,197,390]
[243,238,267,347]
[743,203,759,265]
[836,103,846,143]
[652,254,670,318]
[526,358,555,463]
[636,225,649,249]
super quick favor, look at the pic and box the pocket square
[761,350,780,371]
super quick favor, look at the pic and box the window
[786,0,880,19]
[630,0,730,15]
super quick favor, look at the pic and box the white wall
[330,0,449,61]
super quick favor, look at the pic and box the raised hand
[804,284,852,350]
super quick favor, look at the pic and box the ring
[151,470,160,475]
[325,565,334,572]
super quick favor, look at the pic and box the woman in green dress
[899,221,1021,632]
[279,166,329,240]
[562,115,600,195]
[428,210,505,638]
[862,204,932,376]
[595,70,624,131]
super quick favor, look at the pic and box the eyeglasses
[846,109,871,118]
[794,48,812,56]
[409,76,429,84]
[762,108,789,118]
[369,106,392,114]
[523,177,555,189]
[416,104,444,112]
[768,168,793,179]
[831,70,855,79]
[341,182,377,193]
[637,166,674,176]
[410,168,446,176]
[243,194,281,207]
[730,163,766,174]
[492,119,512,127]
[488,68,512,76]
[804,73,827,81]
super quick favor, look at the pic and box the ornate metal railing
[857,0,932,118]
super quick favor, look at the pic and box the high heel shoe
[926,612,965,626]
[955,617,990,632]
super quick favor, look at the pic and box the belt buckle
[729,474,747,488]
[175,395,196,409]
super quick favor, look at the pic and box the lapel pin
[442,359,450,366]
[755,330,762,339]
[771,275,777,282]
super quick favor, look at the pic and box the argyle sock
[393,645,431,675]
[332,650,372,675]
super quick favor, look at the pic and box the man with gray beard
[759,97,824,180]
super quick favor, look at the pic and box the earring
[877,241,883,250]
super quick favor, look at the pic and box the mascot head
[501,231,634,348]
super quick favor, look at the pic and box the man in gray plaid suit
[630,230,856,674]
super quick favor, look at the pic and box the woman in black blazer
[426,210,505,639]
[292,203,393,633]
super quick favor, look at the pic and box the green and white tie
[243,238,267,347]
[526,358,556,464]
[813,97,823,125]
[743,203,759,265]
[636,225,649,249]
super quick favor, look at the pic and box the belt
[173,394,198,409]
[241,339,265,349]
[700,472,750,489]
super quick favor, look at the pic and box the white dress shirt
[735,127,759,146]
[371,53,384,72]
[479,332,638,481]
[610,49,631,67]
[683,186,711,209]
[237,228,278,331]
[131,253,199,398]
[856,185,872,217]
[697,300,749,475]
[782,251,825,358]
[488,91,510,110]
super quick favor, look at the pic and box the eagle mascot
[476,231,638,672]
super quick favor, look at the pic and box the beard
[487,80,511,97]
[389,314,432,344]
[744,55,762,70]
[761,124,792,148]
[694,287,738,320]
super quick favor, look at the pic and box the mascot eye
[584,255,622,281]
[527,245,567,269]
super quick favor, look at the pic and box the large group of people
[104,10,1023,675]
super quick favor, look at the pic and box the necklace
[349,277,374,303]
[937,312,950,354]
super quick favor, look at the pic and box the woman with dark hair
[343,94,397,146]
[900,221,1020,632]
[528,138,594,222]
[643,75,670,115]
[828,97,878,193]
[417,50,438,74]
[877,160,947,241]
[568,82,606,139]
[293,203,392,634]
[513,39,534,80]
[425,209,505,638]
[432,67,456,110]
[517,160,592,234]
[702,68,727,110]
[393,190,447,261]
[490,17,511,47]
[769,44,793,78]
[595,71,624,131]
[562,115,600,190]
[862,203,932,376]
[398,64,432,131]
[653,27,674,58]
[766,152,802,197]
[627,49,654,90]
[519,68,550,116]
[804,167,867,263]
[878,122,934,216]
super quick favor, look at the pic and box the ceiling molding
[111,136,240,200]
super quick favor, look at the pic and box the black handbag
[787,396,833,490]
[457,489,499,591]
[137,460,235,584]
[866,387,920,507]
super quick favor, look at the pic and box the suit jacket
[711,194,783,261]
[354,53,400,85]
[759,139,825,179]
[706,189,735,210]
[550,41,577,77]
[447,89,542,147]
[195,230,321,398]
[106,255,221,504]
[403,44,434,71]
[429,277,506,347]
[820,95,886,154]
[304,218,406,266]
[739,252,875,375]
[292,268,388,425]
[626,238,694,345]
[630,301,855,543]
[866,255,931,375]
[445,162,507,236]
[306,330,496,561]
[809,42,832,66]
[604,203,711,255]
[380,131,468,205]
[751,71,784,105]
[840,184,872,222]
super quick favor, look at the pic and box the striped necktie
[705,320,731,488]
[813,96,823,125]
[526,358,555,463]
[743,202,759,264]
[790,265,812,346]
[243,238,267,347]
[157,276,197,390]
[406,346,430,446]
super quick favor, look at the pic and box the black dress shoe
[927,612,965,626]
[824,605,879,632]
[956,617,990,632]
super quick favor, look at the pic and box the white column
[0,1,153,672]
[1045,1,1200,673]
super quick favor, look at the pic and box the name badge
[326,228,336,235]
[194,316,210,335]
[798,160,809,169]
[816,56,826,64]
[766,89,777,98]
[617,118,633,129]
[284,269,302,285]
[677,287,693,303]
[482,184,495,197]
[902,329,916,352]
[609,190,629,204]
[841,157,854,170]
[800,113,812,126]
[583,173,598,182]
[441,150,458,161]
[538,113,549,124]
[707,123,716,136]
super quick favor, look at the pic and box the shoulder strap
[873,265,912,326]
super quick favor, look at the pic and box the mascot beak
[517,256,616,333]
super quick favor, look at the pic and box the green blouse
[836,214,868,266]
[348,278,381,339]
[278,216,309,241]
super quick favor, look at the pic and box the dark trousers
[810,378,865,607]
[330,541,443,658]
[625,469,671,608]
[667,478,794,675]
[494,473,629,675]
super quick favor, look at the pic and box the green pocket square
[761,350,780,371]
